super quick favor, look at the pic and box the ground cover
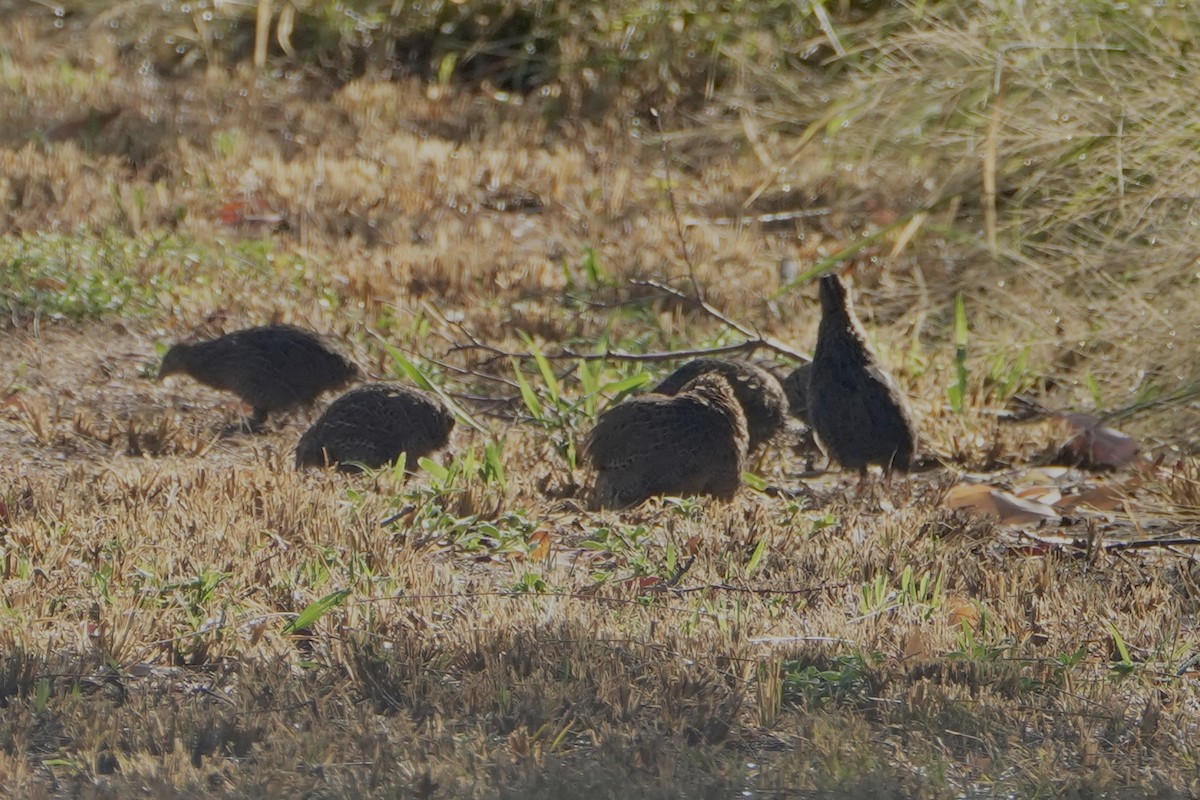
[1,1,1199,796]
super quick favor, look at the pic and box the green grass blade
[519,331,560,404]
[283,588,351,635]
[579,358,600,416]
[949,291,969,413]
[742,471,768,491]
[484,440,507,490]
[745,537,768,577]
[383,343,435,392]
[419,456,450,482]
[1107,622,1133,665]
[511,358,544,420]
[389,451,408,482]
[375,337,490,435]
[597,373,650,399]
[582,246,607,287]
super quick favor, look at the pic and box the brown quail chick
[781,363,811,425]
[807,273,916,479]
[295,383,454,472]
[653,358,788,453]
[583,373,749,509]
[160,324,359,431]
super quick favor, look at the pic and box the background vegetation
[1,0,1198,797]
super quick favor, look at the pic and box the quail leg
[855,467,871,497]
[247,406,269,433]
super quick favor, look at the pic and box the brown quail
[159,324,359,430]
[807,274,916,477]
[781,362,812,425]
[295,383,454,472]
[653,358,787,452]
[779,362,820,468]
[582,373,749,509]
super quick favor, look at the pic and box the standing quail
[653,358,788,453]
[295,383,455,472]
[807,274,916,477]
[159,324,359,430]
[582,373,749,509]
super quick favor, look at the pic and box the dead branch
[446,278,809,366]
[1100,537,1200,551]
[672,581,851,596]
[632,279,810,361]
[448,337,791,366]
[1019,531,1200,553]
[651,108,703,300]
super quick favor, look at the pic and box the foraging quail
[295,383,455,472]
[653,358,788,452]
[582,373,749,509]
[807,273,916,477]
[159,324,359,430]
[781,363,811,425]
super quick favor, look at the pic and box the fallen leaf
[902,629,929,661]
[945,595,981,629]
[1025,466,1070,482]
[1060,413,1139,468]
[244,616,268,645]
[528,530,551,562]
[1016,485,1062,506]
[217,201,250,225]
[1009,541,1055,557]
[33,277,67,291]
[944,483,995,510]
[217,196,285,227]
[1059,481,1133,512]
[989,490,1060,525]
[46,107,121,141]
[947,484,1059,525]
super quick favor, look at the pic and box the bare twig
[447,276,810,364]
[770,191,963,299]
[1103,381,1200,425]
[983,87,1003,259]
[450,338,801,365]
[682,208,832,228]
[1099,537,1200,552]
[673,581,851,596]
[1019,531,1200,553]
[651,108,702,300]
[663,555,696,588]
[631,279,810,361]
[1008,381,1200,427]
[810,0,846,58]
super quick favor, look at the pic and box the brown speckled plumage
[295,383,454,472]
[653,358,787,452]
[159,324,359,429]
[807,274,916,476]
[582,373,749,509]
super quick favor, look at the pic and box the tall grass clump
[82,0,869,106]
[741,1,1200,440]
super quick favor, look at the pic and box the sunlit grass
[1,1,1199,798]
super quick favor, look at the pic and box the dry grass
[2,2,1200,797]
